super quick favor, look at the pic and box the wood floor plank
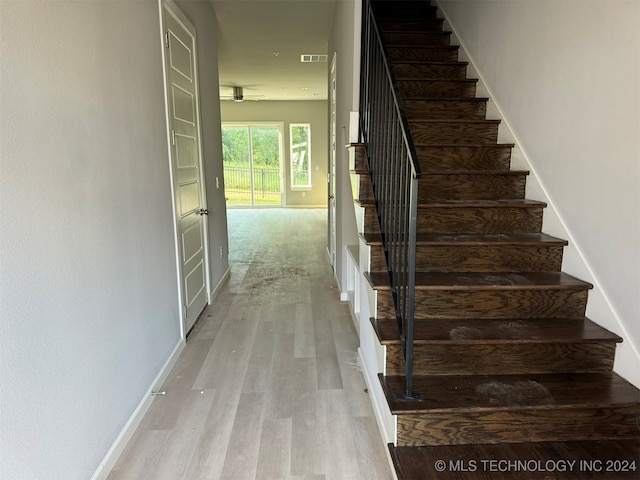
[336,347,377,417]
[192,306,258,391]
[294,303,316,358]
[107,430,171,479]
[137,339,214,431]
[147,428,202,480]
[180,386,241,480]
[290,412,324,476]
[220,392,266,480]
[266,333,318,419]
[255,417,292,480]
[321,414,361,479]
[188,294,234,341]
[312,289,344,390]
[351,416,396,480]
[242,316,276,394]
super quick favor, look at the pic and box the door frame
[221,122,285,208]
[159,0,211,338]
[328,52,337,268]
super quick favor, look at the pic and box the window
[290,123,311,189]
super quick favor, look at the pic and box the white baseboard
[358,347,394,444]
[90,339,186,480]
[209,267,230,301]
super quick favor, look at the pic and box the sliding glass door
[222,123,283,207]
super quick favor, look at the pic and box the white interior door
[162,2,209,335]
[329,53,337,268]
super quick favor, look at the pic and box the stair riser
[398,80,476,99]
[384,33,451,46]
[397,406,640,446]
[378,20,444,33]
[357,172,526,202]
[393,63,467,80]
[404,100,487,120]
[410,122,499,145]
[388,47,459,62]
[370,244,564,273]
[363,207,381,235]
[386,343,617,376]
[415,145,512,171]
[376,289,589,320]
[353,173,374,203]
[373,4,438,19]
[348,143,368,171]
[421,174,526,201]
[419,207,544,234]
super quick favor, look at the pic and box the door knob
[198,208,209,215]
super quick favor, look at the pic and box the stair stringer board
[346,148,399,448]
[357,233,398,446]
[433,0,640,388]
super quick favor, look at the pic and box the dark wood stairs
[353,1,640,478]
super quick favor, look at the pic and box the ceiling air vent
[300,54,328,63]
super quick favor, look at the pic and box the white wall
[0,1,191,478]
[328,0,361,292]
[220,100,329,207]
[437,0,640,385]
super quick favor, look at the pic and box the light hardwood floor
[108,208,394,480]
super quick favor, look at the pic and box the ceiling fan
[219,86,264,102]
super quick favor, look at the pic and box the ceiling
[211,0,338,102]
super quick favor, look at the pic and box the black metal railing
[223,165,281,201]
[359,0,422,399]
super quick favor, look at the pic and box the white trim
[210,266,230,299]
[90,339,186,480]
[358,347,395,444]
[158,0,184,340]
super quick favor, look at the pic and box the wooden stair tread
[366,271,593,291]
[395,80,478,85]
[389,439,640,480]
[383,31,454,40]
[424,170,528,176]
[425,199,546,207]
[372,317,622,344]
[357,198,546,208]
[379,22,444,34]
[409,119,499,124]
[363,232,567,246]
[403,95,487,101]
[415,142,515,148]
[389,45,459,50]
[381,372,640,413]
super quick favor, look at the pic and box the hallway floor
[108,208,394,480]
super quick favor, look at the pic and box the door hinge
[165,31,169,48]
[182,304,187,321]
[171,130,176,146]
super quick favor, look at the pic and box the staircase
[352,1,640,478]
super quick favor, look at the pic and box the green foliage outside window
[290,124,311,188]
